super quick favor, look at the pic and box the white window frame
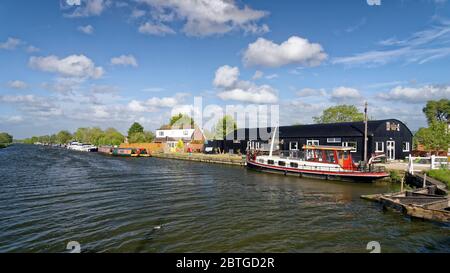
[327,138,341,143]
[402,141,410,152]
[158,131,164,137]
[342,141,357,153]
[289,141,299,150]
[375,141,384,152]
[307,140,319,146]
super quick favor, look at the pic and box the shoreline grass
[426,169,450,188]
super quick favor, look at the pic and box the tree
[0,132,13,144]
[215,115,237,140]
[414,121,450,152]
[99,128,125,146]
[313,105,364,124]
[169,114,195,129]
[176,139,184,150]
[128,122,144,137]
[56,130,72,144]
[422,99,450,124]
[128,131,155,143]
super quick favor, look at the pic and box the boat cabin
[302,145,357,170]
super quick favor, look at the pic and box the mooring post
[401,176,404,192]
[431,155,435,170]
[423,173,427,188]
[408,154,413,174]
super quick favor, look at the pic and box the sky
[0,0,450,138]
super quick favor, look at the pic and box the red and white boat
[246,129,389,182]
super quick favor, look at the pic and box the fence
[407,154,449,174]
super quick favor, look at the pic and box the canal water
[0,144,448,253]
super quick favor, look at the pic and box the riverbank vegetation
[313,105,365,123]
[127,122,155,143]
[414,99,449,152]
[0,132,13,148]
[427,169,450,187]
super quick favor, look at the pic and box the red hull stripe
[247,159,388,178]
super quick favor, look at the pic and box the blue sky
[1,0,450,138]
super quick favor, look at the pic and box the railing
[407,155,449,174]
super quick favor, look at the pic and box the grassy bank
[427,169,450,187]
[0,143,11,149]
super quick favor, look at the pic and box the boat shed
[208,119,413,162]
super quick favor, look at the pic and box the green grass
[427,169,450,187]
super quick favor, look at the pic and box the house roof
[226,119,412,140]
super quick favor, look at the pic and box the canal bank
[151,152,246,166]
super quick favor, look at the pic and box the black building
[208,119,413,162]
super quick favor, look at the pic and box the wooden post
[423,173,427,188]
[401,176,404,192]
[364,101,368,163]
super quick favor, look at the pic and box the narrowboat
[111,148,150,157]
[246,128,389,182]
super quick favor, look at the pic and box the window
[183,130,189,136]
[402,142,410,152]
[325,150,335,163]
[307,140,319,146]
[375,142,384,152]
[289,142,298,150]
[258,159,265,164]
[327,138,341,143]
[290,162,299,168]
[267,160,274,165]
[158,131,164,137]
[342,142,357,153]
[278,161,286,166]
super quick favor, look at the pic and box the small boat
[67,142,97,152]
[246,128,389,182]
[98,146,113,155]
[363,188,450,223]
[111,148,150,157]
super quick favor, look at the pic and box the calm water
[0,144,448,253]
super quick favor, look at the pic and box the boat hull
[246,159,388,182]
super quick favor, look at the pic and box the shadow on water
[0,144,448,253]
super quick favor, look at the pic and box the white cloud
[64,0,109,17]
[213,65,278,103]
[334,21,450,66]
[110,54,138,67]
[128,93,187,113]
[131,9,146,18]
[138,22,176,36]
[8,80,28,90]
[265,74,278,80]
[78,25,94,34]
[26,45,40,53]
[138,0,268,36]
[296,88,327,98]
[252,70,263,80]
[243,36,327,67]
[0,37,22,50]
[330,87,362,102]
[377,85,450,103]
[213,65,240,88]
[29,54,104,79]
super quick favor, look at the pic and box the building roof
[226,119,412,140]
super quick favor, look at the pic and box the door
[386,141,395,160]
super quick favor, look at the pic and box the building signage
[386,122,400,132]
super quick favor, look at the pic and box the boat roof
[302,145,354,151]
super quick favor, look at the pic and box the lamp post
[364,101,368,163]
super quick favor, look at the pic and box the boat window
[258,159,265,164]
[278,161,286,166]
[326,150,335,163]
[267,160,274,165]
[343,151,349,160]
[290,162,298,168]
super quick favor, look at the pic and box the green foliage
[214,115,237,140]
[414,121,450,151]
[427,169,450,187]
[128,122,144,136]
[176,139,184,150]
[389,170,403,183]
[56,130,72,144]
[422,99,450,124]
[128,131,155,143]
[313,105,365,124]
[23,127,125,146]
[0,132,13,144]
[169,114,195,129]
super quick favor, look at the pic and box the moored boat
[246,128,389,182]
[111,147,151,157]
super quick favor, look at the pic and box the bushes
[427,169,450,187]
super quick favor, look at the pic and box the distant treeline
[21,127,125,146]
[20,122,156,146]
